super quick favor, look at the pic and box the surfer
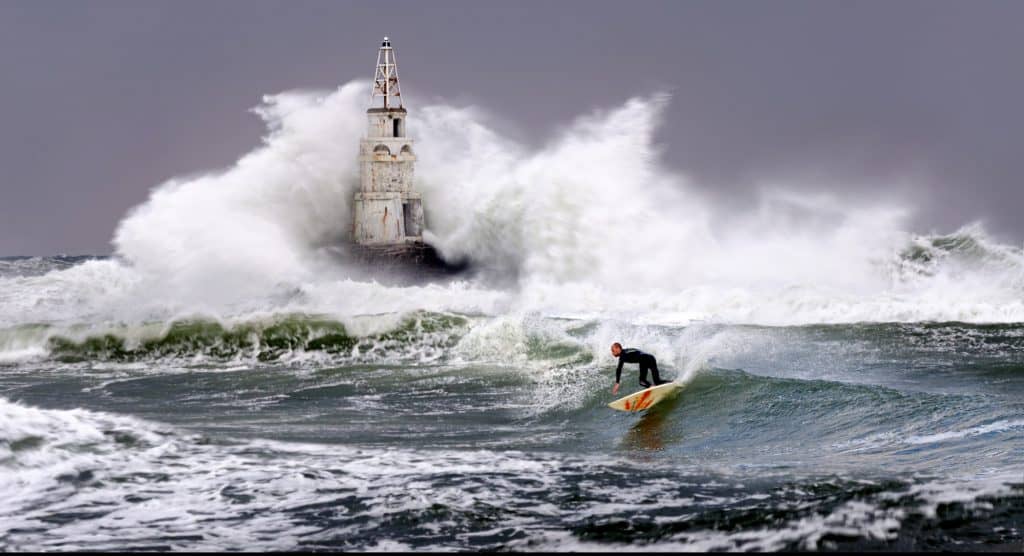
[611,342,670,394]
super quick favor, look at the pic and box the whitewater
[1,80,1021,551]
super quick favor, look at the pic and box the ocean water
[1,82,1022,550]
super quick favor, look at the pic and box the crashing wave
[3,83,1024,328]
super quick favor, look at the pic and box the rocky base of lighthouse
[335,242,471,285]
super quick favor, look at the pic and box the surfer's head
[611,342,622,356]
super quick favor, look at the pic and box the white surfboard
[608,382,683,412]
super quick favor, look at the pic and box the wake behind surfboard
[608,382,682,412]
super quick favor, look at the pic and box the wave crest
[24,312,470,364]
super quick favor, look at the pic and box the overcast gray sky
[1,0,1022,255]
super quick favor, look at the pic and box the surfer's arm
[615,358,624,384]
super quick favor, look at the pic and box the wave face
[3,83,1024,550]
[2,320,1023,551]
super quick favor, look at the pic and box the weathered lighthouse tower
[345,37,465,281]
[352,37,424,246]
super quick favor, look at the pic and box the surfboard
[608,382,682,412]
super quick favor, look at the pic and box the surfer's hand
[612,383,619,395]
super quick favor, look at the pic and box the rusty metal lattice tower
[371,37,402,109]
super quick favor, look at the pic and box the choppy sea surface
[2,254,1021,552]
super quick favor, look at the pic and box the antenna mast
[371,36,402,109]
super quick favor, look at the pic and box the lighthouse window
[393,119,401,137]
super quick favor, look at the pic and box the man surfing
[611,342,671,395]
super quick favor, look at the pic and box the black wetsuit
[615,348,669,388]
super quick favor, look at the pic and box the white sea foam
[3,397,1018,552]
[906,419,1024,445]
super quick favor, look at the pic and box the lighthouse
[344,37,466,281]
[352,37,424,245]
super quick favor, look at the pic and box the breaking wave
[4,81,1024,329]
[0,312,470,365]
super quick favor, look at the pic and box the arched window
[373,144,391,155]
[400,144,413,155]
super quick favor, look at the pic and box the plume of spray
[113,83,369,310]
[414,91,938,323]
[416,94,718,289]
[3,77,1015,330]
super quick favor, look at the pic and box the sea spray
[1,82,1024,335]
[112,84,369,309]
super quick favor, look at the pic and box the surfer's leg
[649,357,669,385]
[639,361,652,388]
